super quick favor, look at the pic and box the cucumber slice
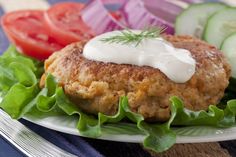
[175,3,226,38]
[221,33,236,78]
[204,8,236,48]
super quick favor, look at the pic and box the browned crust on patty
[41,35,231,121]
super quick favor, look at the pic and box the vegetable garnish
[44,2,94,45]
[1,46,236,153]
[1,10,63,60]
[101,27,166,46]
[120,0,175,34]
[80,0,126,35]
[175,2,226,38]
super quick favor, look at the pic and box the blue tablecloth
[0,138,24,157]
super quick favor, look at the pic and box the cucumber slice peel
[221,33,236,78]
[175,2,227,38]
[204,7,236,48]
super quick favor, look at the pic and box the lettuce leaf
[1,46,236,153]
[0,46,41,118]
[171,97,236,127]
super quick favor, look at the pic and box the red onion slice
[182,0,204,3]
[81,0,127,35]
[81,0,192,35]
[120,0,175,34]
[100,0,126,5]
[144,0,183,23]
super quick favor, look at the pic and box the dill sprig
[101,26,166,46]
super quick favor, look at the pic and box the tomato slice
[1,10,63,60]
[44,2,94,45]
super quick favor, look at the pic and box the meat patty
[40,35,231,122]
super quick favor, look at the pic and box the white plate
[23,114,236,143]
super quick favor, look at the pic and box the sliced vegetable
[81,0,127,35]
[44,2,94,45]
[221,33,236,78]
[1,10,63,60]
[175,2,227,38]
[101,0,126,4]
[204,8,236,48]
[144,0,183,24]
[120,0,175,34]
[182,0,204,4]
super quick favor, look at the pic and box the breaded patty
[40,35,231,121]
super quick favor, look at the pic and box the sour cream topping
[83,30,196,83]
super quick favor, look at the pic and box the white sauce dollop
[83,30,196,83]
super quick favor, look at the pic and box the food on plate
[1,0,236,154]
[176,3,236,77]
[204,8,236,48]
[221,33,236,78]
[1,10,64,60]
[175,2,227,38]
[44,2,94,45]
[40,30,231,122]
[121,0,175,34]
[1,2,95,60]
[80,0,127,35]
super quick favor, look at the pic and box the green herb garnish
[101,26,166,46]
